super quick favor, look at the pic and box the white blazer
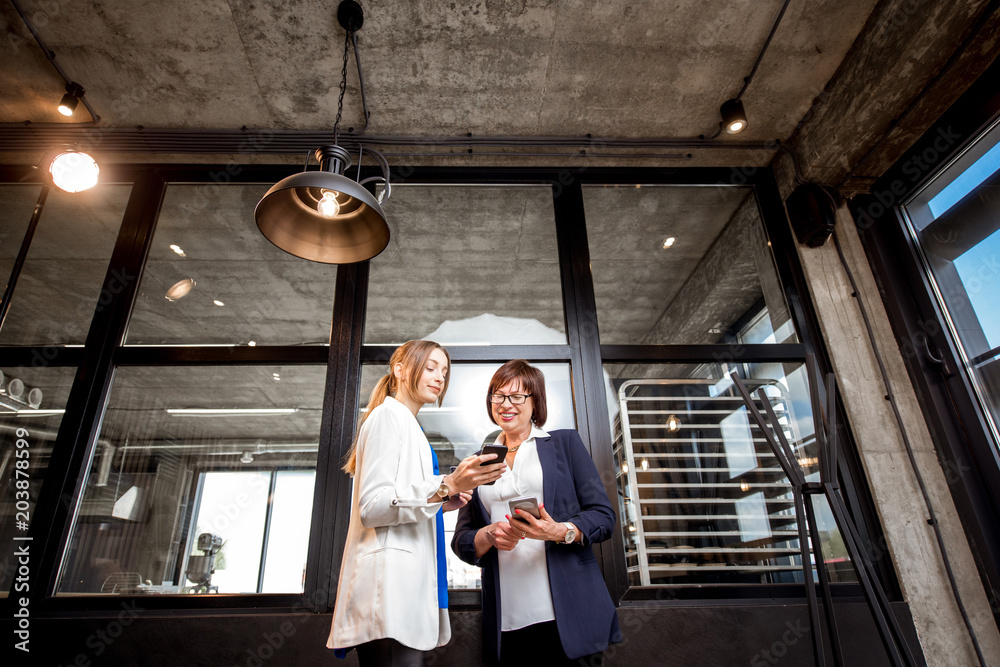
[327,396,451,651]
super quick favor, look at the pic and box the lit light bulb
[728,120,745,133]
[317,190,341,218]
[666,415,681,432]
[662,237,676,249]
[641,459,649,471]
[49,151,100,193]
[622,462,629,474]
[740,480,751,493]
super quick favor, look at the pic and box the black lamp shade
[721,98,748,134]
[255,171,390,264]
[58,93,79,116]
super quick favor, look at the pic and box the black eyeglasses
[489,393,532,405]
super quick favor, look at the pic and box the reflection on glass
[126,184,337,346]
[606,361,855,587]
[0,186,130,345]
[0,185,43,294]
[0,365,77,597]
[584,185,797,346]
[359,361,575,588]
[56,365,323,595]
[365,185,566,345]
[903,121,1000,447]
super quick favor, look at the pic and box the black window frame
[849,53,1000,621]
[0,162,896,616]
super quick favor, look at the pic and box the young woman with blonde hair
[328,340,507,666]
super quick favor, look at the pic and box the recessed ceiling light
[165,278,196,302]
[662,237,676,249]
[167,408,298,416]
[213,299,225,307]
[170,244,186,257]
[248,341,256,346]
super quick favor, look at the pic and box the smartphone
[508,497,541,523]
[478,444,508,485]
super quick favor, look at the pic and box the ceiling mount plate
[337,1,364,32]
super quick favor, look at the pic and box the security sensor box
[785,183,836,247]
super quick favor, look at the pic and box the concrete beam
[793,204,1000,665]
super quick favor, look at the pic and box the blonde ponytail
[341,340,450,475]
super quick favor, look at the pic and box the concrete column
[793,204,1000,665]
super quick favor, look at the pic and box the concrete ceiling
[2,0,997,462]
[0,0,881,165]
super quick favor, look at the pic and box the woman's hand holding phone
[485,520,522,552]
[507,503,567,542]
[441,492,472,512]
[446,452,507,494]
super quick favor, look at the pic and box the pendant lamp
[255,145,389,264]
[255,1,391,264]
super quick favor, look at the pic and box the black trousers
[356,638,426,667]
[499,621,605,667]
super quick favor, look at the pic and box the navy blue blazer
[451,429,622,662]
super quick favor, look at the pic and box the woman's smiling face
[490,378,534,437]
[413,347,449,405]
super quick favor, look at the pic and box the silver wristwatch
[561,522,577,544]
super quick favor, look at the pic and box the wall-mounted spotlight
[48,150,100,193]
[58,82,86,117]
[720,98,748,135]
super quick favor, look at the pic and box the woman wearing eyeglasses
[452,359,621,666]
[328,340,508,666]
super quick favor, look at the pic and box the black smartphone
[508,497,540,523]
[478,444,508,485]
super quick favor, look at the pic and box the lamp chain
[333,31,351,144]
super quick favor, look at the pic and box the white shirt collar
[492,425,550,446]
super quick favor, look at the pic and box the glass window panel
[903,121,1000,446]
[0,184,44,292]
[359,361,575,588]
[604,360,855,587]
[261,470,316,593]
[584,185,797,346]
[125,184,337,346]
[56,364,323,595]
[365,185,566,345]
[0,185,130,345]
[0,364,77,597]
[189,471,270,593]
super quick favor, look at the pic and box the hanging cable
[736,0,793,101]
[9,0,100,124]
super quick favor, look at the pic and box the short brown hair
[487,360,547,427]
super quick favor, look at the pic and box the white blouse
[478,426,556,631]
